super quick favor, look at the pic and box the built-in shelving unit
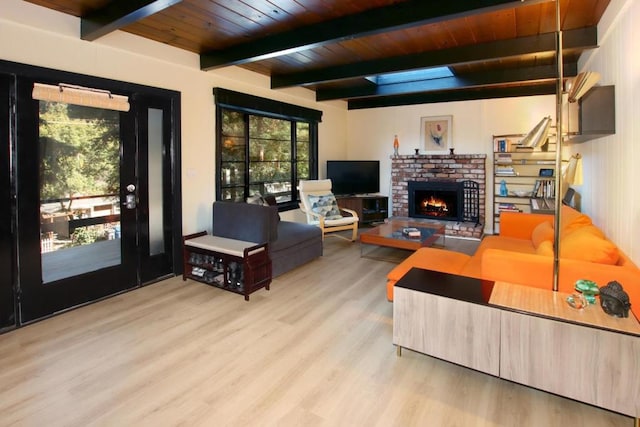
[492,134,557,233]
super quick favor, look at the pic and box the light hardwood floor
[0,235,633,426]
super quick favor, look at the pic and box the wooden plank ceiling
[25,0,610,109]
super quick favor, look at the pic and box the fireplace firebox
[408,180,480,224]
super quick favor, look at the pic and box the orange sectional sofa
[386,205,640,319]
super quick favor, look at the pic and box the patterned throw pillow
[307,193,342,220]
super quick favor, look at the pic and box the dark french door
[3,68,181,325]
[0,74,15,331]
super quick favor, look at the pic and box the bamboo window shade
[32,83,130,112]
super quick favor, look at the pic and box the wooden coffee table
[359,217,445,259]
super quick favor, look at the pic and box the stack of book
[496,166,516,176]
[498,203,522,212]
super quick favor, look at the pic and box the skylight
[369,67,454,85]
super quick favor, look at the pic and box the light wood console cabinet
[500,310,640,417]
[393,271,500,376]
[393,268,640,420]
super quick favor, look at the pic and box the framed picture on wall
[420,115,452,153]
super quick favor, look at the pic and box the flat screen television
[326,160,380,195]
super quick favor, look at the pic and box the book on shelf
[497,203,521,212]
[531,198,554,212]
[402,227,421,237]
[494,139,509,152]
[514,145,535,151]
[496,153,513,164]
[494,136,522,152]
[532,179,555,198]
[532,180,542,197]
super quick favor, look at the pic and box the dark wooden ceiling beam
[200,0,553,70]
[274,27,596,89]
[317,62,577,101]
[81,0,182,41]
[348,84,557,110]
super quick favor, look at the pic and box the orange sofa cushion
[536,240,554,256]
[459,235,534,279]
[560,205,592,235]
[499,211,553,239]
[531,221,554,249]
[520,222,618,265]
[561,228,619,265]
[565,224,605,239]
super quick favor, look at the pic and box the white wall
[569,0,639,263]
[0,0,349,230]
[347,96,556,233]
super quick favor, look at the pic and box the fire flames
[421,196,449,215]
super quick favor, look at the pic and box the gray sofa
[211,201,323,277]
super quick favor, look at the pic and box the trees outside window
[215,89,320,209]
[39,101,120,249]
[40,102,119,211]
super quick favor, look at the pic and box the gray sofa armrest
[212,201,279,243]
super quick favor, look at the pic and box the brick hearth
[391,154,486,239]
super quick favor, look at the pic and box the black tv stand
[336,195,388,225]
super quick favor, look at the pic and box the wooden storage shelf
[337,195,388,225]
[492,134,557,234]
[182,231,272,301]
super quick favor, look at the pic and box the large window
[214,88,320,209]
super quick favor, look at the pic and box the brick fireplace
[391,154,486,239]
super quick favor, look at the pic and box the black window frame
[214,88,321,211]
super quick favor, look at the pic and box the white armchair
[299,179,359,241]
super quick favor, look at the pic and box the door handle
[124,193,137,209]
[123,183,137,209]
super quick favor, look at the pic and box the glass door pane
[147,108,164,256]
[220,110,246,201]
[249,116,291,202]
[296,122,310,181]
[39,101,121,283]
[135,96,176,284]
